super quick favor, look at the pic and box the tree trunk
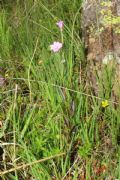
[82,0,120,100]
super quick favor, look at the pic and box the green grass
[0,0,120,179]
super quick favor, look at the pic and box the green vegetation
[0,0,120,179]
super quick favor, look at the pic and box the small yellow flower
[101,100,109,108]
[5,73,9,78]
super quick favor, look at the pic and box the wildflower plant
[50,21,64,52]
[49,20,65,82]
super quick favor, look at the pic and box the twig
[0,152,65,176]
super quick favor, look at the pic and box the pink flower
[50,41,63,53]
[56,21,64,31]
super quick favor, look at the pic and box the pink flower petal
[56,21,64,31]
[50,41,63,53]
